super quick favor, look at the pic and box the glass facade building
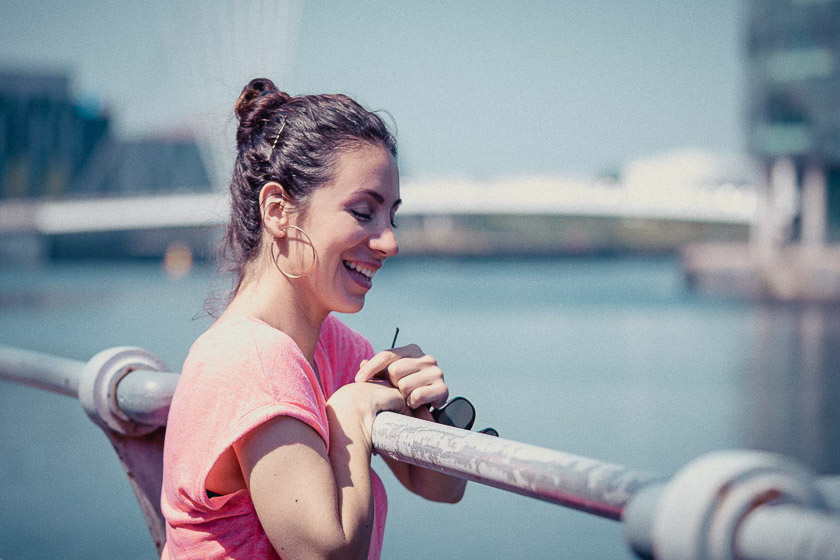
[745,0,840,240]
[0,70,210,200]
[0,71,109,199]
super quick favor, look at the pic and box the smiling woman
[160,78,465,560]
[279,145,401,316]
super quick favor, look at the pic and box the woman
[161,78,466,559]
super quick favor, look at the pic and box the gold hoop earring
[271,225,317,279]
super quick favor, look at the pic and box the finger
[355,344,424,382]
[404,383,449,409]
[387,353,443,389]
[394,366,442,398]
[385,357,435,388]
[364,380,409,414]
[355,350,399,382]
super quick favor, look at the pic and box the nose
[369,223,399,258]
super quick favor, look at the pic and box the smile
[344,260,376,280]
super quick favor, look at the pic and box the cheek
[303,214,370,266]
[327,225,369,253]
[314,233,364,274]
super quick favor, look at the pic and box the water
[1,257,838,559]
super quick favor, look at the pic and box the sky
[1,0,746,181]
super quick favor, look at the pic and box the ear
[259,182,290,237]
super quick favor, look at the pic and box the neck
[221,261,326,367]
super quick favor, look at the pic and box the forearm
[407,464,467,503]
[326,404,375,559]
[382,453,467,503]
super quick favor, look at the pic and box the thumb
[355,350,397,382]
[355,359,369,382]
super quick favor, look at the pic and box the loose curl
[221,78,397,293]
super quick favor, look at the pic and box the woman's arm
[355,345,467,504]
[379,406,468,503]
[234,381,406,560]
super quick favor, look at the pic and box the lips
[343,260,381,289]
[343,260,376,279]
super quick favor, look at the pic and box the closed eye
[391,201,401,229]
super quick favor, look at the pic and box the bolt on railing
[1,344,839,560]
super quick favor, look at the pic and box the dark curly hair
[221,78,397,292]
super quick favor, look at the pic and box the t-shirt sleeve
[170,320,330,506]
[227,325,328,447]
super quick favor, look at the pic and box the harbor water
[1,256,838,559]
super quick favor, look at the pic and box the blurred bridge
[0,177,756,236]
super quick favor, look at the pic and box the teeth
[345,261,375,279]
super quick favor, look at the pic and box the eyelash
[351,210,399,228]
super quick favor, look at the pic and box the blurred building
[681,2,840,300]
[0,71,109,199]
[0,69,211,200]
[72,136,212,196]
[745,0,840,243]
[0,69,214,261]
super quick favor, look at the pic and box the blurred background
[1,1,839,559]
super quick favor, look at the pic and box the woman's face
[292,143,400,317]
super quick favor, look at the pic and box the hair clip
[271,116,287,152]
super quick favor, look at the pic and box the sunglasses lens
[433,397,475,430]
[478,427,499,437]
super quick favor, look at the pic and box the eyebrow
[360,189,401,207]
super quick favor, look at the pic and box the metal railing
[2,344,839,560]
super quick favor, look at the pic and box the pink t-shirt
[161,314,387,559]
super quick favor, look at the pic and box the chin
[332,296,366,314]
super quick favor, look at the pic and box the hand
[328,379,408,428]
[327,380,409,456]
[354,344,449,410]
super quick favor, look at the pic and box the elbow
[438,484,466,504]
[268,529,369,560]
[316,533,371,560]
[324,544,366,560]
[407,470,468,503]
[420,481,467,504]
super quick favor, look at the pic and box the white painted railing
[1,345,838,559]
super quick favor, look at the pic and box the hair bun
[234,78,291,122]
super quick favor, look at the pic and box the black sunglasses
[391,329,498,437]
[430,396,498,437]
[430,396,476,430]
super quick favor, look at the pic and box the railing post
[78,347,172,555]
[622,450,840,560]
